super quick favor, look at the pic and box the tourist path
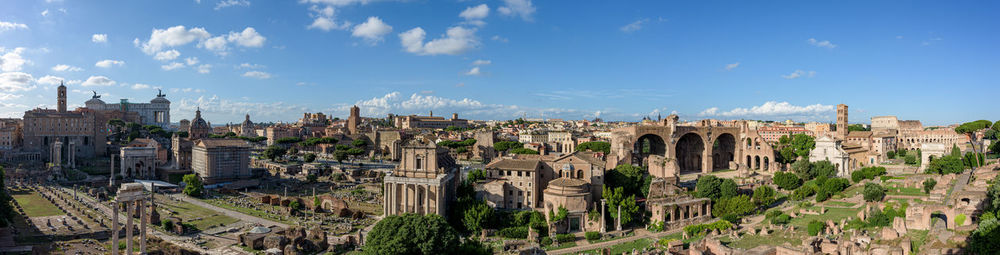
[548,228,681,255]
[944,169,972,206]
[169,194,290,228]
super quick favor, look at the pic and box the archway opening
[676,133,704,174]
[931,212,948,229]
[712,133,736,170]
[633,134,666,167]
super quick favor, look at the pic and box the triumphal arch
[607,115,778,177]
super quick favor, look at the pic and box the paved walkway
[944,169,972,206]
[548,228,681,255]
[170,194,289,228]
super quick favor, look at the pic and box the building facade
[85,90,171,128]
[192,139,252,184]
[383,139,458,217]
[394,112,470,130]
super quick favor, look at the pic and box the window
[507,170,511,176]
[518,171,522,177]
[508,190,513,196]
[526,172,531,177]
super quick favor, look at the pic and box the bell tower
[57,81,67,112]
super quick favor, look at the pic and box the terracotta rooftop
[548,177,588,187]
[196,139,250,148]
[486,158,541,171]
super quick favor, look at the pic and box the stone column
[616,204,622,231]
[433,186,439,215]
[706,202,712,217]
[126,202,133,254]
[383,183,389,216]
[703,146,713,174]
[140,200,147,254]
[403,184,409,213]
[600,199,606,234]
[112,202,119,255]
[424,185,430,215]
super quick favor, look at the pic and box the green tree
[352,139,368,147]
[303,153,317,163]
[955,120,992,168]
[791,160,812,179]
[275,137,302,144]
[712,195,755,219]
[306,174,318,183]
[925,155,963,175]
[289,200,302,210]
[262,145,287,161]
[493,141,524,152]
[696,175,723,200]
[923,178,937,194]
[720,179,738,199]
[182,174,203,197]
[847,124,870,132]
[333,150,348,163]
[0,167,13,227]
[904,154,918,165]
[863,183,885,202]
[466,169,486,183]
[462,202,495,233]
[773,171,802,190]
[576,141,611,154]
[807,220,826,236]
[364,214,462,255]
[606,164,649,198]
[509,148,539,155]
[752,186,776,207]
[603,186,640,227]
[789,134,816,158]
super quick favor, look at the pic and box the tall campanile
[57,81,67,112]
[836,104,848,139]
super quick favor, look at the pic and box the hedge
[585,231,601,241]
[683,220,733,236]
[497,227,528,239]
[555,233,575,243]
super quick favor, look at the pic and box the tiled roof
[197,139,249,148]
[486,158,541,171]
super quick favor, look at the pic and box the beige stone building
[0,119,21,151]
[383,139,458,217]
[478,151,606,232]
[120,139,160,180]
[756,126,813,143]
[394,112,470,130]
[809,136,851,177]
[192,139,252,184]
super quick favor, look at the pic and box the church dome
[85,97,105,106]
[150,97,170,104]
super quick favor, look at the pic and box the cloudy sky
[1,0,997,125]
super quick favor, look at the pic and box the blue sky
[1,0,997,125]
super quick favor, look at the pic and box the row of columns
[664,202,711,223]
[111,199,148,255]
[384,182,439,216]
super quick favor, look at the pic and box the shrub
[851,167,887,183]
[712,195,755,218]
[770,214,791,225]
[774,171,802,190]
[555,233,575,243]
[887,151,895,159]
[923,178,937,194]
[792,185,816,201]
[765,209,782,219]
[160,219,171,229]
[807,220,826,236]
[956,214,967,226]
[752,186,776,207]
[867,209,893,227]
[540,236,553,246]
[497,227,528,239]
[683,220,733,236]
[863,183,886,202]
[585,231,601,241]
[904,155,918,165]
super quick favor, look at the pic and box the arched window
[577,170,584,179]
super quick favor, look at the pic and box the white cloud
[41,10,50,17]
[472,59,491,65]
[0,21,29,32]
[215,0,250,10]
[1,47,29,72]
[781,70,816,79]
[807,38,837,49]
[95,59,125,68]
[237,63,264,69]
[131,83,152,90]
[138,25,211,55]
[351,17,393,44]
[341,91,588,120]
[37,75,65,86]
[227,27,266,47]
[497,0,535,21]
[460,4,490,22]
[399,26,479,56]
[465,66,481,76]
[154,49,181,61]
[491,35,509,43]
[92,34,108,43]
[52,64,83,72]
[725,62,740,71]
[197,64,212,74]
[0,72,36,92]
[698,101,836,120]
[185,57,199,66]
[620,19,647,33]
[81,75,116,87]
[307,5,350,31]
[199,27,266,54]
[178,94,309,122]
[161,62,185,70]
[242,71,271,79]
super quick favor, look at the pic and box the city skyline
[1,0,997,125]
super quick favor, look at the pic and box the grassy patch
[907,229,930,253]
[11,190,65,217]
[202,198,295,225]
[824,201,856,207]
[886,186,926,196]
[720,233,802,249]
[156,197,239,231]
[578,238,654,254]
[542,241,577,251]
[789,206,861,229]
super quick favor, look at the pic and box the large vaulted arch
[676,133,704,174]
